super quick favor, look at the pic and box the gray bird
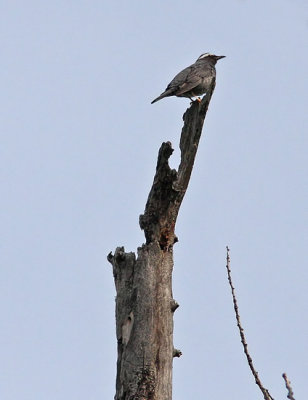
[151,53,225,104]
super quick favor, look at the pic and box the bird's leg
[190,92,201,103]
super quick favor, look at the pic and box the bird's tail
[151,95,163,104]
[151,89,173,104]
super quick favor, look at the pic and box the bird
[151,53,225,104]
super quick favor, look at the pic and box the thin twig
[282,373,296,400]
[226,246,274,400]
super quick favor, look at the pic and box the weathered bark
[108,78,216,400]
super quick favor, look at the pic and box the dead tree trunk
[107,78,216,400]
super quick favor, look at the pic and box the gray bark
[107,78,216,400]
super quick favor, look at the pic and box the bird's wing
[151,66,196,103]
[174,78,202,95]
[165,65,196,92]
[167,64,213,95]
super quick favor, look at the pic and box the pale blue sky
[1,1,307,399]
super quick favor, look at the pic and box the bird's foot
[189,96,201,104]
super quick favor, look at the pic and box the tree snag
[108,78,216,400]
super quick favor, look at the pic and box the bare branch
[226,246,274,400]
[282,373,296,400]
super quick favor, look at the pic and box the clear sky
[1,1,307,399]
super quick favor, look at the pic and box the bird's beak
[216,55,226,60]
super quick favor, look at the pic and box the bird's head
[196,53,226,63]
